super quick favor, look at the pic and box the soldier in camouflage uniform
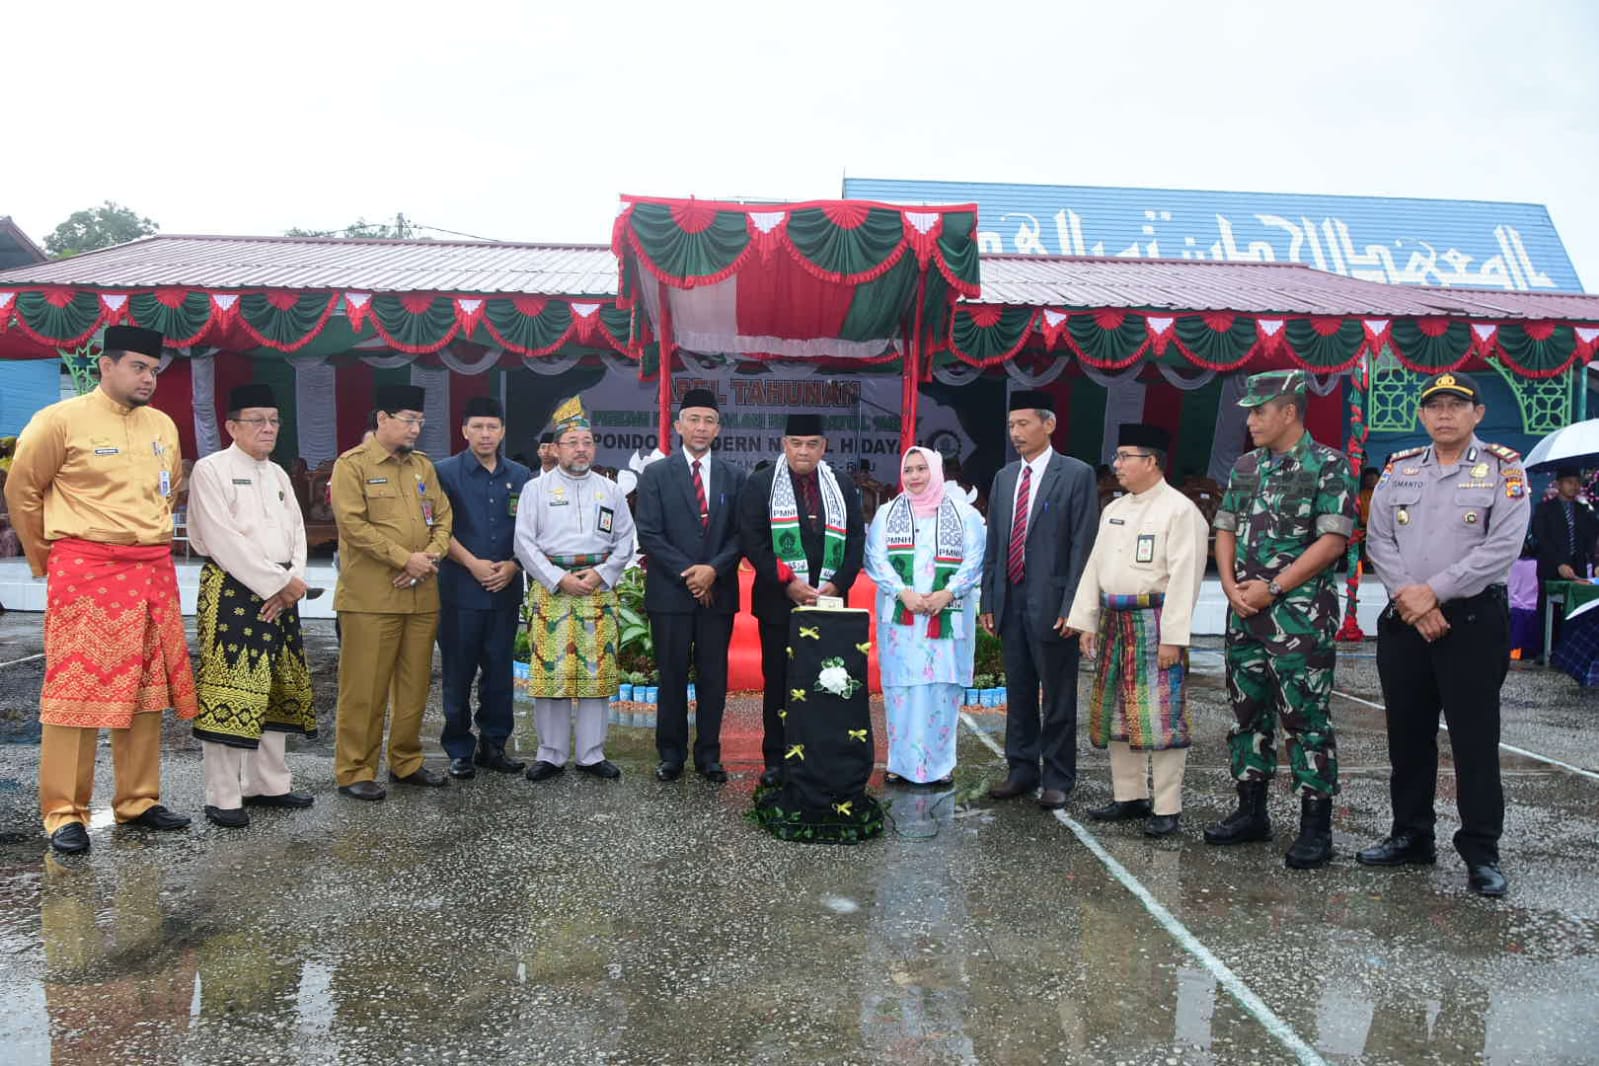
[1204,370,1358,869]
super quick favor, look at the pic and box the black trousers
[759,622,792,770]
[1375,586,1509,866]
[1000,591,1080,791]
[650,608,734,769]
[436,605,519,760]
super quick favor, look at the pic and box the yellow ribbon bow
[847,728,868,742]
[856,642,871,655]
[785,744,805,761]
[778,709,787,721]
[790,688,807,703]
[832,801,853,817]
[799,626,821,640]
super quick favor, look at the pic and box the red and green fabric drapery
[0,286,634,362]
[942,305,1599,378]
[612,196,981,452]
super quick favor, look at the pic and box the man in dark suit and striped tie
[980,390,1099,809]
[634,389,748,783]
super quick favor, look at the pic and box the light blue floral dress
[864,493,986,782]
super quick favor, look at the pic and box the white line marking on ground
[0,653,44,669]
[958,713,1331,1066]
[1331,690,1599,781]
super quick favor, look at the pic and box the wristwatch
[1267,579,1285,599]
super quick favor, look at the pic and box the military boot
[1284,794,1334,869]
[1203,780,1272,845]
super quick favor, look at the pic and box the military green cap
[1236,369,1308,408]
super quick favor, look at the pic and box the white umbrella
[1524,418,1599,470]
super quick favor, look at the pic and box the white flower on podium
[814,657,862,699]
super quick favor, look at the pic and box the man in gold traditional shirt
[4,325,197,854]
[330,383,453,799]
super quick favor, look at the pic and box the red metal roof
[5,234,1598,324]
[0,234,619,296]
[976,253,1599,322]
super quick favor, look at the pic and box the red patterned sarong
[41,538,197,728]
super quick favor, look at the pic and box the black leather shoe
[389,767,448,788]
[577,759,622,780]
[127,805,191,831]
[337,780,387,801]
[1037,788,1069,810]
[49,823,90,854]
[448,757,478,779]
[1467,863,1508,897]
[1355,833,1436,867]
[1144,813,1181,837]
[697,763,729,784]
[1087,798,1152,822]
[759,767,783,788]
[525,760,565,782]
[243,791,314,809]
[988,775,1039,801]
[475,745,526,774]
[655,761,683,782]
[204,805,249,829]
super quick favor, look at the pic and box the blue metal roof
[844,178,1583,293]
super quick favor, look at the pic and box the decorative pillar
[656,281,675,457]
[1337,356,1371,642]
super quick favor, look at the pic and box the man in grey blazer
[980,390,1099,809]
[634,388,747,784]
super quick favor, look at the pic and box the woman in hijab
[864,447,987,785]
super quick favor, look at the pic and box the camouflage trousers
[1224,607,1339,797]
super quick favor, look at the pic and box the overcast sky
[6,0,1597,289]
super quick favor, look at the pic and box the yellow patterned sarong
[525,580,618,699]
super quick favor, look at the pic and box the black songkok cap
[1117,422,1170,452]
[785,413,824,437]
[539,432,555,445]
[462,396,503,421]
[1555,466,1582,480]
[376,384,425,414]
[104,325,163,359]
[228,383,277,412]
[679,388,719,413]
[1008,389,1054,413]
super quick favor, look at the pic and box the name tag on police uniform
[1136,534,1155,563]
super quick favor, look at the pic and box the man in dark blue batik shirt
[434,396,534,778]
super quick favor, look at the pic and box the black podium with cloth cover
[751,607,884,844]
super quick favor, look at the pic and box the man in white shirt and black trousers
[634,388,747,783]
[980,390,1099,810]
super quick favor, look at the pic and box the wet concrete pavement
[0,614,1596,1064]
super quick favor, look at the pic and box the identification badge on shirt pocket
[159,470,171,498]
[598,506,614,534]
[508,493,520,517]
[421,499,436,526]
[1135,534,1155,563]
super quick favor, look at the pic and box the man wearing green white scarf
[739,413,866,787]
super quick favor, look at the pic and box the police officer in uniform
[1205,370,1358,869]
[1358,371,1529,897]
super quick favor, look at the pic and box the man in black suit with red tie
[739,413,866,787]
[635,389,748,783]
[980,390,1099,810]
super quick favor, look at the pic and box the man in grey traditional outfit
[513,398,637,781]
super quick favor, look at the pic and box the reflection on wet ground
[0,617,1596,1064]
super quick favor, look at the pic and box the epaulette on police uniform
[1383,446,1426,469]
[1483,443,1521,464]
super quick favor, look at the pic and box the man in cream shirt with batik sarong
[186,383,316,829]
[1067,423,1208,837]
